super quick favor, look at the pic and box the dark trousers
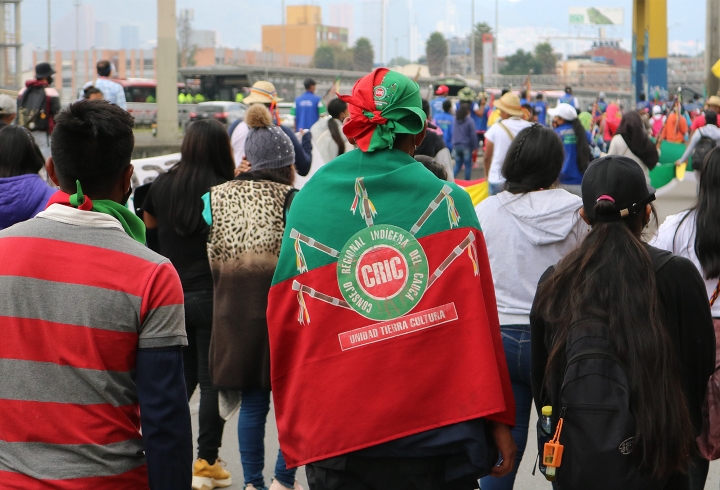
[306,456,479,490]
[184,290,225,463]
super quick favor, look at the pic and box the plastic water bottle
[540,406,555,481]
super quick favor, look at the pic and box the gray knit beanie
[244,104,295,170]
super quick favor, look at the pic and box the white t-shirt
[650,210,720,317]
[231,121,249,167]
[484,117,532,185]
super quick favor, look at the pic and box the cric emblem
[289,177,479,334]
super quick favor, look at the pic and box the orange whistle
[543,417,565,468]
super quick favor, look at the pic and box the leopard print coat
[207,177,294,391]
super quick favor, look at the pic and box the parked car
[189,102,247,126]
[277,102,296,129]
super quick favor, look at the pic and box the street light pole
[47,0,51,62]
[494,0,498,76]
[156,0,179,142]
[281,0,286,67]
[470,0,474,75]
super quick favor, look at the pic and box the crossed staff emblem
[290,177,479,325]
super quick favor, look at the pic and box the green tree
[426,32,448,76]
[500,49,541,75]
[353,37,374,72]
[534,42,558,74]
[313,45,336,69]
[334,45,354,70]
[472,22,493,74]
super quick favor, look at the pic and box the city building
[190,30,218,49]
[53,5,96,51]
[362,0,383,63]
[262,5,348,59]
[329,4,354,43]
[120,25,140,50]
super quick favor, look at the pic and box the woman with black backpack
[530,156,715,490]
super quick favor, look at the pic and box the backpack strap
[711,280,720,307]
[497,120,515,141]
[652,251,674,273]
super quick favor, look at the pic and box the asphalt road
[191,176,720,490]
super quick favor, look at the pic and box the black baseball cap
[304,78,316,89]
[581,156,656,223]
[35,62,55,79]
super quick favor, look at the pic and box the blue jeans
[480,325,533,490]
[488,181,505,196]
[453,146,473,181]
[238,389,296,489]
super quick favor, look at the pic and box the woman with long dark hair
[476,124,585,490]
[204,104,301,490]
[608,110,659,182]
[142,118,235,489]
[0,126,57,230]
[549,103,591,196]
[531,156,715,489]
[651,147,720,488]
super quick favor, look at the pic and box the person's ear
[343,117,357,146]
[645,204,652,225]
[579,207,591,225]
[45,157,60,187]
[414,120,428,147]
[122,164,134,194]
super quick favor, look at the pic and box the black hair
[0,126,46,178]
[442,99,452,113]
[157,119,235,236]
[304,78,316,90]
[536,93,543,101]
[414,154,447,180]
[327,98,348,157]
[50,100,135,194]
[639,92,647,101]
[421,99,431,119]
[674,147,720,279]
[242,166,295,186]
[501,88,509,96]
[456,103,470,121]
[705,109,718,126]
[83,86,103,99]
[565,85,572,94]
[502,124,563,193]
[520,90,527,99]
[571,118,591,173]
[535,199,693,480]
[96,60,111,77]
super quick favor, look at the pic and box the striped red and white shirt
[0,204,186,488]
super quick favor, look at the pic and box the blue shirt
[293,91,325,131]
[434,112,454,150]
[452,116,479,151]
[455,101,489,132]
[555,122,591,185]
[82,77,127,109]
[559,93,579,110]
[430,97,447,120]
[534,101,548,126]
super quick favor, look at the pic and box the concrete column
[156,0,178,141]
[0,4,6,86]
[706,0,720,96]
[15,0,21,88]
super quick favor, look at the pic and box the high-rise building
[262,5,348,59]
[95,21,110,48]
[120,25,139,50]
[362,0,382,63]
[329,4,354,43]
[53,5,96,51]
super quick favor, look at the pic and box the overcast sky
[23,0,706,58]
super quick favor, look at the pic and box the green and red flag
[267,70,514,468]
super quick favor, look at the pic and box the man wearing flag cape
[267,68,515,489]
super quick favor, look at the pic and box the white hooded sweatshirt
[475,189,585,325]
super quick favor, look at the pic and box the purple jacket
[452,116,480,151]
[0,174,57,230]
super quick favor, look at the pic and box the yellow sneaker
[192,458,232,490]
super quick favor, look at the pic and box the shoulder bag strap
[497,120,515,141]
[711,280,720,307]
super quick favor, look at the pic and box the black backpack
[541,253,674,490]
[17,85,48,131]
[692,129,717,173]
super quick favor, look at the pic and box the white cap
[549,103,578,122]
[0,94,15,115]
[652,105,662,115]
[599,91,606,99]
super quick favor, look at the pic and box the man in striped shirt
[0,100,192,489]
